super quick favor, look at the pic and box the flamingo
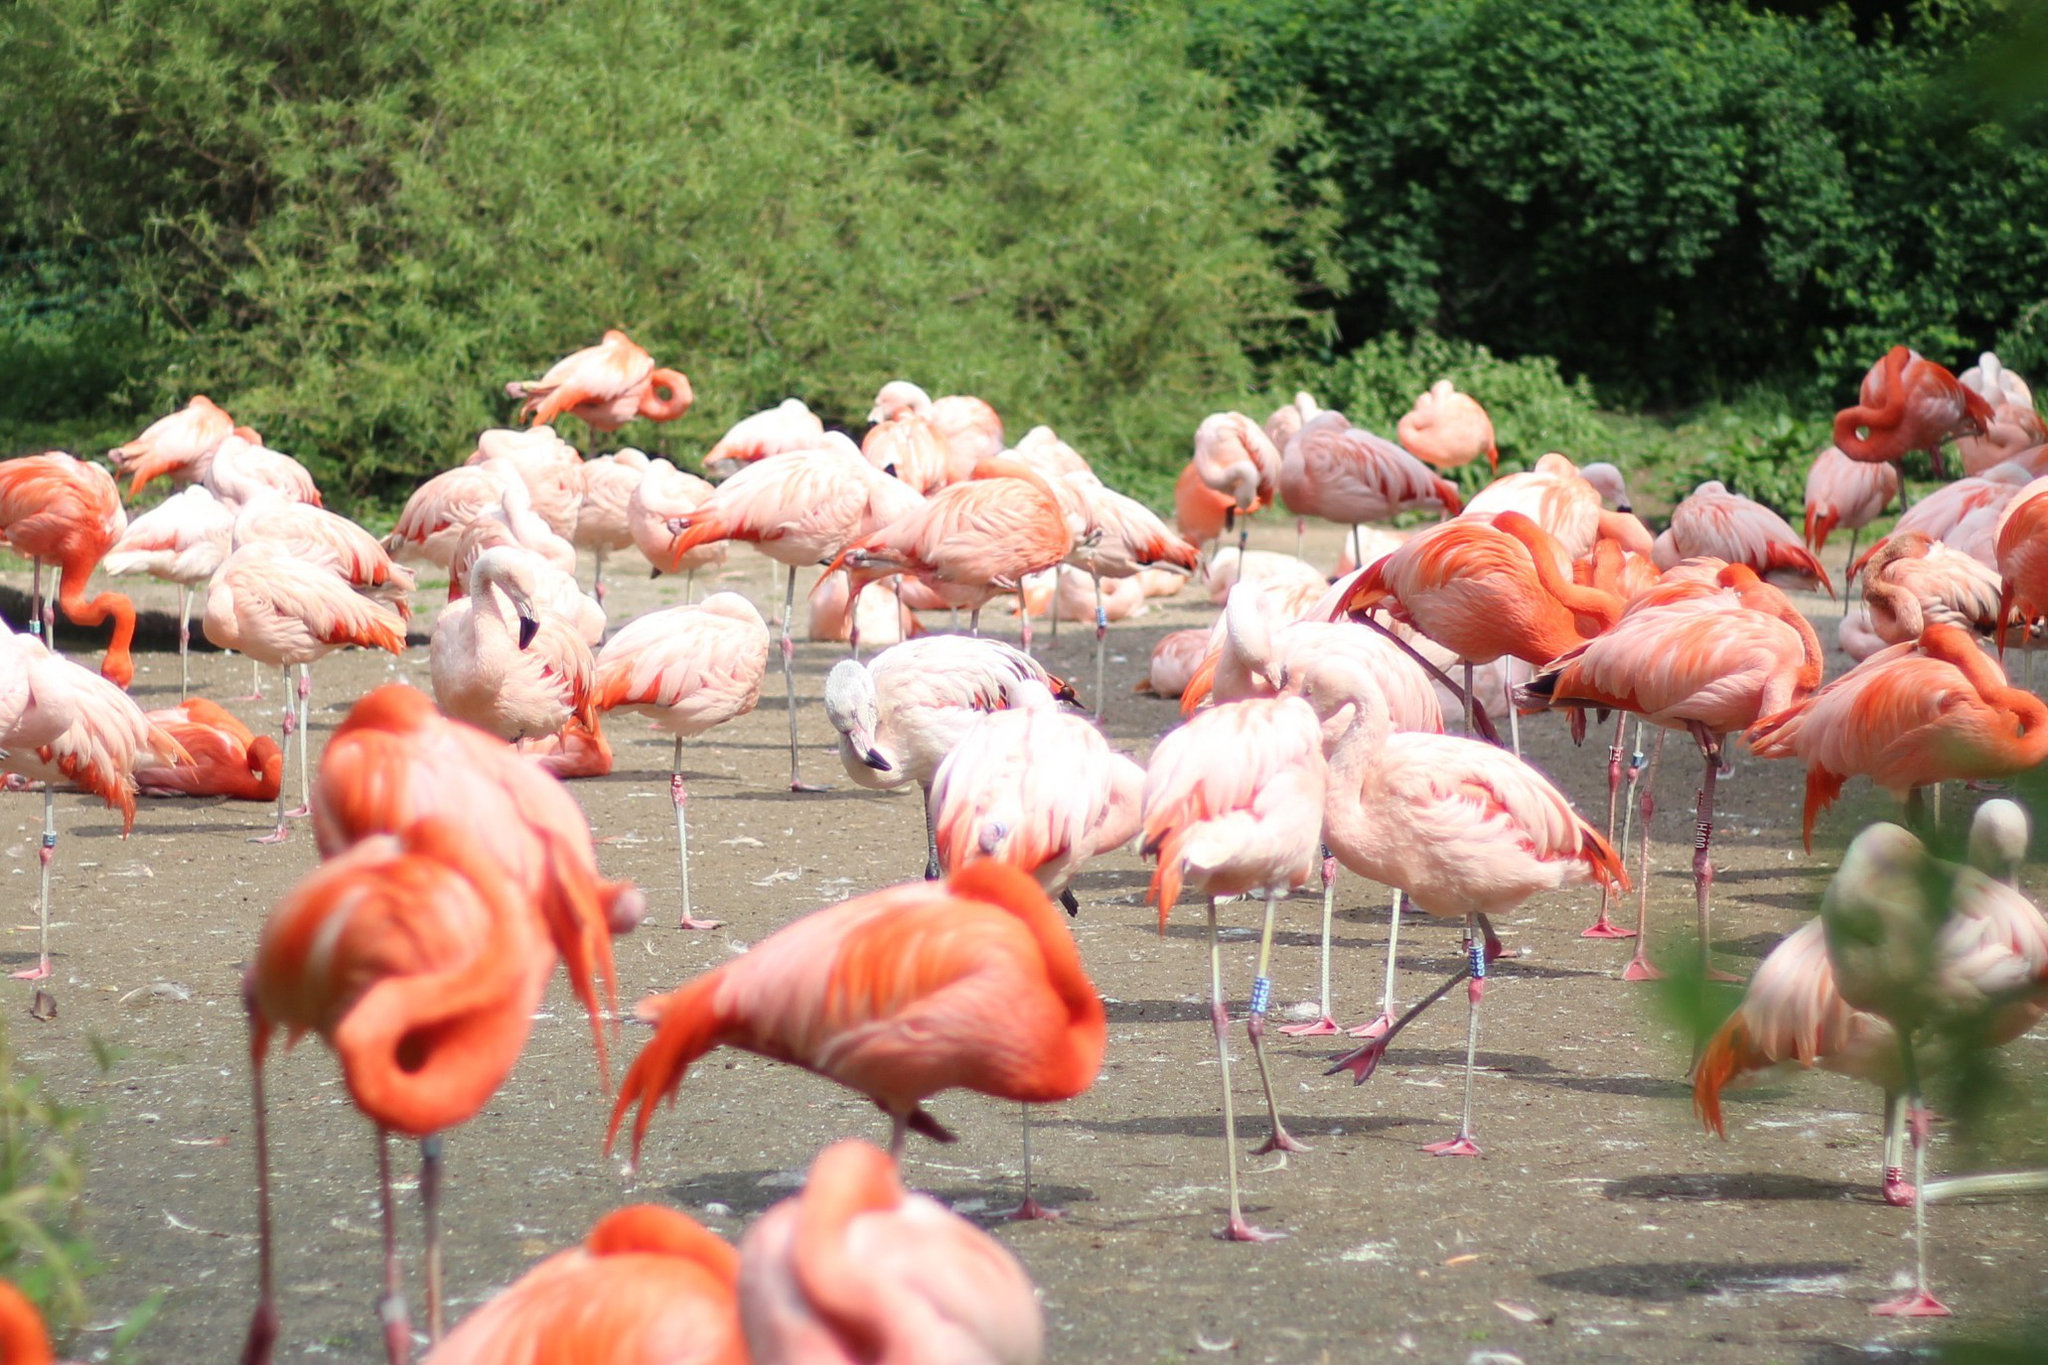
[704,398,826,480]
[867,381,1005,475]
[445,478,583,599]
[1141,695,1329,1239]
[1278,411,1461,565]
[422,1205,743,1365]
[1054,469,1198,711]
[0,630,185,989]
[1850,531,2010,644]
[240,818,556,1364]
[807,568,918,647]
[382,462,520,570]
[627,456,726,592]
[466,425,586,540]
[1748,622,2048,847]
[1136,628,1210,700]
[134,698,282,802]
[664,439,925,789]
[591,594,769,930]
[231,492,416,622]
[430,545,597,746]
[1202,546,1330,607]
[823,635,1077,879]
[1956,352,2045,474]
[1261,391,1321,463]
[0,1278,72,1365]
[1174,463,1236,550]
[1190,413,1282,556]
[1652,481,1834,596]
[102,484,236,696]
[1994,473,2048,655]
[1463,452,1618,563]
[607,860,1106,1223]
[1833,346,1992,479]
[503,329,692,439]
[737,1139,1044,1364]
[1397,379,1498,474]
[1298,651,1626,1157]
[863,409,954,494]
[107,394,236,498]
[571,446,649,602]
[201,434,322,508]
[202,542,408,841]
[1005,425,1089,481]
[1694,801,2044,1210]
[1804,445,1900,572]
[1518,562,1824,977]
[829,459,1072,656]
[0,453,137,686]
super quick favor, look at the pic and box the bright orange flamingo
[591,594,769,929]
[0,1278,73,1365]
[665,439,924,788]
[737,1139,1044,1365]
[1805,445,1900,566]
[1142,695,1328,1239]
[422,1204,744,1365]
[1298,652,1626,1157]
[135,698,282,802]
[503,329,692,438]
[1517,562,1822,977]
[0,453,138,686]
[1833,346,1992,479]
[1994,473,2048,654]
[1748,622,2048,847]
[1174,463,1237,550]
[1694,801,2044,1210]
[108,394,237,499]
[607,861,1106,1220]
[1397,379,1498,474]
[1652,480,1834,596]
[240,819,555,1365]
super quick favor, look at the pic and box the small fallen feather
[1467,1354,1525,1365]
[750,869,801,887]
[163,1210,227,1237]
[171,1136,229,1147]
[120,982,191,1005]
[1494,1301,1551,1325]
[1443,1253,1482,1266]
[1194,1332,1236,1352]
[719,835,766,848]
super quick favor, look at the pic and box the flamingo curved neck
[638,369,693,423]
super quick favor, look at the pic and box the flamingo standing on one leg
[1805,445,1901,585]
[382,462,520,571]
[1851,531,2011,645]
[737,1139,1044,1364]
[1141,695,1329,1239]
[591,594,769,930]
[626,457,726,595]
[569,446,648,604]
[1054,470,1199,714]
[503,329,693,442]
[664,440,925,789]
[102,485,236,697]
[1834,346,1992,480]
[430,546,596,746]
[107,394,238,498]
[1277,411,1461,569]
[0,453,138,685]
[1189,413,1282,559]
[202,543,407,841]
[867,381,1006,478]
[1517,562,1823,979]
[1652,481,1834,596]
[704,398,826,480]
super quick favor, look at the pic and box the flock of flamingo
[0,327,2046,1361]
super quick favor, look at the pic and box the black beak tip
[518,616,540,650]
[862,749,892,772]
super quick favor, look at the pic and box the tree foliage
[1,0,1315,508]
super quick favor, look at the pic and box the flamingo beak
[862,748,891,772]
[517,614,540,650]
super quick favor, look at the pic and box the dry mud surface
[5,522,2044,1363]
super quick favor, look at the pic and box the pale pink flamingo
[1748,622,2048,847]
[1941,500,2010,570]
[807,568,918,646]
[663,438,924,788]
[201,434,322,508]
[1463,452,1617,563]
[1839,604,1887,661]
[867,381,1005,475]
[571,447,649,603]
[107,395,237,498]
[1695,800,2042,1212]
[1054,469,1198,710]
[1261,391,1321,458]
[102,484,235,695]
[1017,566,1147,628]
[467,424,585,539]
[0,629,185,989]
[446,476,582,597]
[1804,445,1900,569]
[202,542,407,841]
[1136,628,1209,700]
[0,453,138,685]
[591,594,769,929]
[829,460,1072,656]
[1956,352,2044,474]
[1397,379,1497,474]
[1331,524,1413,578]
[1008,425,1091,479]
[1279,411,1460,564]
[1190,412,1283,554]
[448,513,603,644]
[504,329,692,438]
[1834,346,1992,478]
[382,461,519,569]
[930,691,1143,917]
[232,492,416,622]
[1895,460,2032,543]
[863,410,953,494]
[430,545,597,747]
[1298,649,1627,1156]
[824,636,1075,877]
[1141,694,1329,1238]
[627,457,726,592]
[1849,531,2009,644]
[737,1138,1043,1364]
[1652,481,1833,595]
[1201,546,1328,607]
[704,398,826,480]
[1518,563,1824,977]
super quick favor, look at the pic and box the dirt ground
[6,520,2045,1364]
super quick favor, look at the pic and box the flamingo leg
[1882,1089,1915,1206]
[1623,731,1667,980]
[1421,913,1486,1157]
[252,669,293,843]
[1208,898,1281,1241]
[1092,570,1108,722]
[1293,515,1304,562]
[592,549,607,606]
[1328,914,1501,1082]
[887,1112,908,1159]
[1248,891,1309,1156]
[286,666,313,819]
[12,789,56,983]
[683,569,695,604]
[1584,711,1637,937]
[178,583,192,699]
[1345,888,1405,1038]
[1500,658,1521,757]
[1049,578,1060,641]
[1004,1101,1060,1221]
[1873,1046,1949,1316]
[28,557,43,641]
[968,606,980,638]
[921,784,941,881]
[240,1041,278,1365]
[1462,662,1475,737]
[1690,724,1739,982]
[419,1134,444,1344]
[1019,591,1033,657]
[848,580,864,660]
[375,1130,414,1365]
[673,736,721,930]
[783,567,823,792]
[1842,527,1859,616]
[1280,848,1340,1037]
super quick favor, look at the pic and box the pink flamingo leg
[12,790,56,983]
[251,678,293,843]
[284,666,314,818]
[1872,1058,1950,1316]
[1881,1090,1916,1207]
[1207,899,1282,1242]
[1004,1102,1061,1222]
[1420,915,1485,1157]
[1690,724,1741,982]
[1623,731,1667,980]
[240,1028,278,1365]
[1345,888,1406,1039]
[419,1135,445,1344]
[1583,711,1637,937]
[375,1131,415,1365]
[782,567,825,792]
[1281,850,1342,1037]
[1248,892,1309,1156]
[672,738,722,930]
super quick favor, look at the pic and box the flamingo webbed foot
[1620,955,1662,982]
[251,826,290,845]
[10,962,51,983]
[1871,1288,1951,1317]
[676,915,725,931]
[1252,1128,1310,1156]
[1278,1016,1339,1038]
[1581,919,1637,939]
[1324,1036,1388,1084]
[1421,1133,1482,1157]
[1882,1167,1917,1208]
[1218,1215,1284,1243]
[1344,1010,1397,1040]
[1003,1197,1063,1223]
